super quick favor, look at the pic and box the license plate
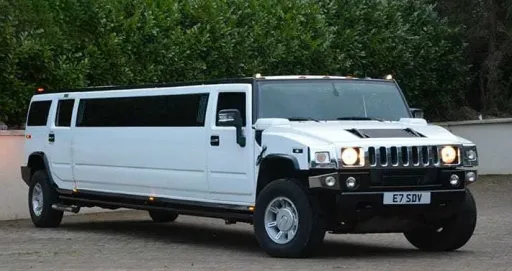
[383,192,431,205]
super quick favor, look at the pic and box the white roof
[260,75,354,80]
[31,75,390,100]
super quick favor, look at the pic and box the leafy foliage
[433,0,512,118]
[319,0,469,120]
[0,0,469,125]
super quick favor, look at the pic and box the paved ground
[0,176,511,271]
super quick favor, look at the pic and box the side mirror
[218,109,242,127]
[410,108,424,119]
[218,109,246,147]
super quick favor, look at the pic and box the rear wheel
[28,170,63,228]
[254,179,326,258]
[148,210,179,222]
[404,189,477,251]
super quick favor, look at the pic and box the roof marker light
[385,74,393,80]
[37,87,44,93]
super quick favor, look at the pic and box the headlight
[441,146,458,164]
[341,147,364,167]
[462,145,478,166]
[467,149,476,160]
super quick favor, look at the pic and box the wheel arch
[22,152,56,188]
[256,154,307,197]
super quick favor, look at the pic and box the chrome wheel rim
[264,197,299,245]
[31,183,43,216]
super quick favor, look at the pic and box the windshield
[257,79,411,121]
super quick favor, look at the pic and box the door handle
[210,135,219,146]
[48,132,55,143]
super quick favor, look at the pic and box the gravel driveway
[0,176,510,270]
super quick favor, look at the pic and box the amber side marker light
[25,134,32,139]
[248,206,255,212]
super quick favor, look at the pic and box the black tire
[148,210,179,222]
[404,188,477,251]
[254,179,326,258]
[28,170,63,228]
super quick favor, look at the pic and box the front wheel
[254,179,326,258]
[404,189,477,251]
[28,170,63,228]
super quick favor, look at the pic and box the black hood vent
[346,128,426,138]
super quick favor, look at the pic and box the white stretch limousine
[20,75,479,258]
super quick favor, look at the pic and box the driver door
[206,86,255,204]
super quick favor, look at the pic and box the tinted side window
[76,93,209,127]
[55,99,75,127]
[27,101,52,126]
[216,92,246,126]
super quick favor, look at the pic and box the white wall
[0,131,28,220]
[438,118,512,175]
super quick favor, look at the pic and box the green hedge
[0,0,469,125]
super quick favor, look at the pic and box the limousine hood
[260,119,468,147]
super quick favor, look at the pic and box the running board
[52,203,80,213]
[58,193,253,223]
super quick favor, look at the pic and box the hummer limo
[20,74,478,258]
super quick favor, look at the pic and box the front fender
[260,134,312,170]
[22,152,58,188]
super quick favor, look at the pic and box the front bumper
[308,167,477,192]
[308,168,476,232]
[327,189,467,233]
[336,189,466,217]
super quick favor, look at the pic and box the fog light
[466,172,477,183]
[449,174,460,186]
[324,176,336,187]
[346,177,357,190]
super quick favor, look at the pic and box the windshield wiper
[288,117,320,122]
[336,116,385,122]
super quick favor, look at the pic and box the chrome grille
[368,146,442,167]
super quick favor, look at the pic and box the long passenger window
[216,92,246,126]
[55,99,75,127]
[76,93,209,127]
[26,101,52,126]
